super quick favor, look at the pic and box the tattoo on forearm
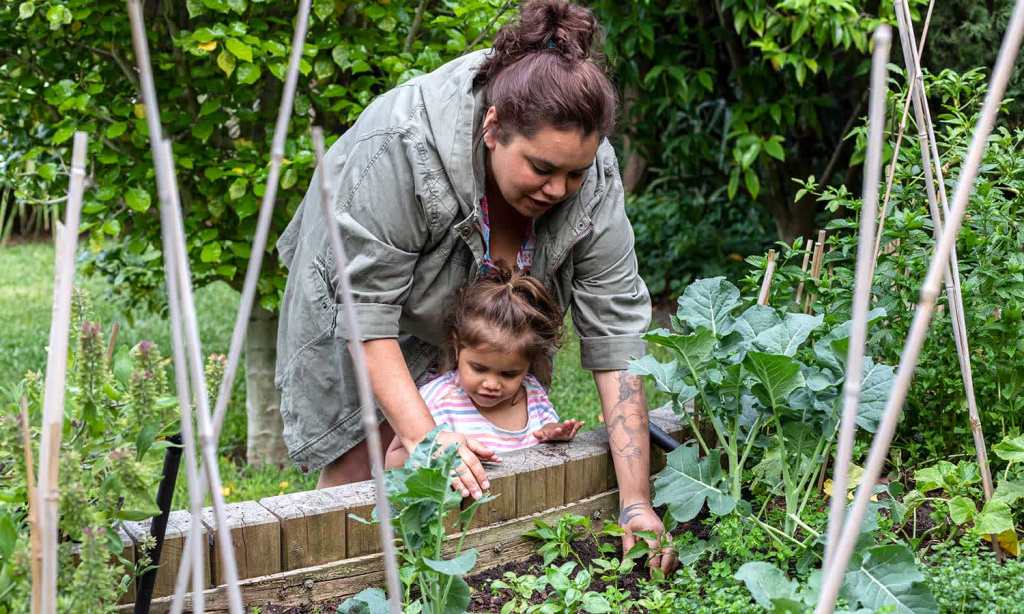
[607,372,647,459]
[619,502,647,525]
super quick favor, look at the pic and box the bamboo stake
[804,231,826,313]
[794,244,812,304]
[824,25,890,568]
[169,0,313,605]
[815,0,1024,609]
[37,131,87,614]
[895,0,1001,559]
[162,140,244,614]
[312,128,403,614]
[154,140,208,613]
[895,0,999,521]
[872,0,937,266]
[757,249,777,306]
[105,321,120,366]
[124,2,242,610]
[19,398,41,614]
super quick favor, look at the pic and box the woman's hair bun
[493,0,600,64]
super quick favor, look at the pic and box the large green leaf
[993,434,1024,462]
[974,500,1014,535]
[992,480,1024,506]
[843,544,937,614]
[441,575,471,614]
[734,562,798,608]
[424,549,477,576]
[753,313,823,356]
[855,358,894,433]
[732,305,781,341]
[743,352,805,409]
[675,277,741,337]
[652,444,734,522]
[813,308,887,372]
[336,588,389,614]
[628,355,686,394]
[645,328,717,375]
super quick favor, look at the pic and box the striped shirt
[420,370,559,452]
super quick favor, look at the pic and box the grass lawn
[1,240,666,505]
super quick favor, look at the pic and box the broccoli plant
[630,277,895,536]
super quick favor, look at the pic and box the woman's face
[483,107,601,219]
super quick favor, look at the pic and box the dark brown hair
[475,0,617,141]
[444,264,564,386]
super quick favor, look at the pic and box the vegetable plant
[338,427,493,614]
[630,277,894,536]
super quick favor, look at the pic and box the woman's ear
[482,106,500,150]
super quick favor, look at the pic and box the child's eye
[501,371,522,378]
[531,162,552,176]
[470,363,487,373]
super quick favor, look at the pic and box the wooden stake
[757,249,777,306]
[37,131,87,614]
[19,398,42,614]
[895,0,1001,559]
[815,0,1024,609]
[794,245,812,304]
[804,232,826,313]
[313,127,403,614]
[125,1,242,610]
[824,26,890,568]
[105,321,120,366]
[169,0,314,606]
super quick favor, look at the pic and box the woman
[275,0,674,572]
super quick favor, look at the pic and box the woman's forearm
[361,338,437,451]
[593,370,652,506]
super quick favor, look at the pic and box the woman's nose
[542,175,566,201]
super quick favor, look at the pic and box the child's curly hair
[443,263,564,386]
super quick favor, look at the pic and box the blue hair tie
[547,39,557,49]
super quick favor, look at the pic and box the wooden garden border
[118,407,686,610]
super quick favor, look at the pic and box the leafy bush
[0,0,510,312]
[630,277,894,537]
[0,290,179,612]
[783,67,1024,459]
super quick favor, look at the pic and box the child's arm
[384,434,410,469]
[533,419,584,442]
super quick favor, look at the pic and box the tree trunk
[245,305,288,467]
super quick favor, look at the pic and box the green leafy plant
[631,276,894,537]
[338,427,493,614]
[0,289,178,612]
[735,541,937,613]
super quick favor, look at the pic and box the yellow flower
[222,485,231,497]
[279,481,289,490]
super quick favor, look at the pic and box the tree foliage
[0,0,510,312]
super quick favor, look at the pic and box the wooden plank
[134,490,620,613]
[462,459,517,530]
[338,481,380,558]
[123,511,211,599]
[201,501,281,583]
[259,489,346,571]
[562,430,616,501]
[511,445,566,516]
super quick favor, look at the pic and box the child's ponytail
[445,264,564,386]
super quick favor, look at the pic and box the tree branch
[462,0,515,54]
[403,0,433,54]
[86,45,140,93]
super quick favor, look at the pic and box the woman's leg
[317,421,396,488]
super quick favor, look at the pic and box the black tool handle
[134,433,183,614]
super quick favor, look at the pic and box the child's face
[456,342,531,409]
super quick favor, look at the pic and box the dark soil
[467,518,708,613]
[256,518,707,614]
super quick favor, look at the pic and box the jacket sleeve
[570,151,652,371]
[324,128,429,340]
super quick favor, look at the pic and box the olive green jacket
[275,50,651,471]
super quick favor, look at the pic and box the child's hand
[533,419,583,442]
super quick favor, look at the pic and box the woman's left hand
[620,501,677,575]
[533,419,584,442]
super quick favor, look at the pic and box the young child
[385,266,583,468]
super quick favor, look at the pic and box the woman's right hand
[436,431,499,499]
